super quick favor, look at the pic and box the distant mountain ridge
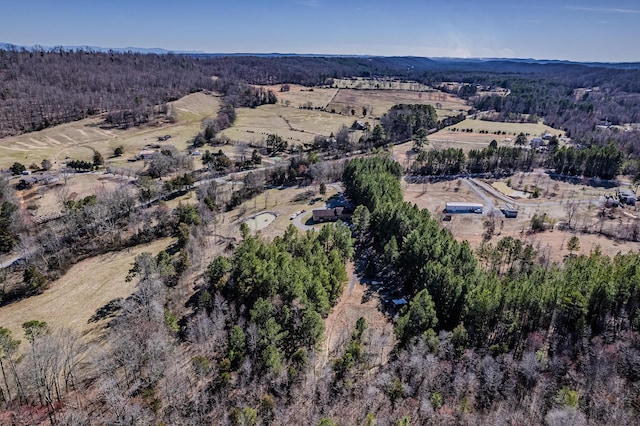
[0,42,204,55]
[2,41,640,70]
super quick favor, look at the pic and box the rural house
[312,207,345,223]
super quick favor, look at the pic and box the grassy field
[0,237,175,343]
[332,77,434,91]
[261,84,339,109]
[18,173,136,216]
[0,92,220,171]
[219,104,372,145]
[327,88,469,119]
[423,118,565,153]
[449,118,563,138]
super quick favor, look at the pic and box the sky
[2,0,640,62]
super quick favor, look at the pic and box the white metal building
[445,202,484,214]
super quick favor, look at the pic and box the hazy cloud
[565,6,640,14]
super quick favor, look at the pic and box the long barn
[445,202,484,214]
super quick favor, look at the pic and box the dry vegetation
[402,173,640,262]
[328,88,469,119]
[219,104,371,145]
[332,77,433,91]
[0,237,174,343]
[0,92,220,171]
[421,118,564,153]
[261,84,339,109]
[17,173,135,217]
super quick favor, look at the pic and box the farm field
[422,118,564,153]
[332,77,434,91]
[449,117,564,137]
[260,84,339,109]
[0,92,220,171]
[327,88,469,119]
[219,104,372,146]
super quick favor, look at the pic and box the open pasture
[332,77,434,92]
[260,84,339,109]
[219,104,372,145]
[449,118,563,138]
[327,88,469,119]
[0,92,220,171]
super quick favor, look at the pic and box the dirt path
[317,261,395,370]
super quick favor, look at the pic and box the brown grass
[18,174,135,216]
[332,78,433,91]
[260,84,339,109]
[0,92,220,170]
[328,88,469,119]
[219,104,371,146]
[0,237,175,342]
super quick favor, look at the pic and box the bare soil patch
[244,212,277,232]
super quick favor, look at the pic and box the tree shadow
[88,298,124,323]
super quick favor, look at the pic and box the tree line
[409,140,625,180]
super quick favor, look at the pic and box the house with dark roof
[312,207,345,223]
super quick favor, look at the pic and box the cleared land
[423,117,566,152]
[402,174,640,261]
[319,261,395,371]
[219,104,372,145]
[327,88,469,119]
[0,237,175,342]
[18,173,136,217]
[332,77,433,92]
[261,84,339,110]
[0,92,220,171]
[449,117,564,137]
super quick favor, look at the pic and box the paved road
[463,179,495,213]
[293,211,315,231]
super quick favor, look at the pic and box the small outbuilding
[530,138,544,148]
[501,203,518,218]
